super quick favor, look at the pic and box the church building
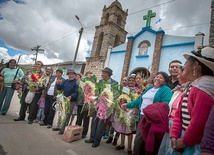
[84,0,205,82]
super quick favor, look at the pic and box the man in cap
[85,67,118,148]
[56,69,78,134]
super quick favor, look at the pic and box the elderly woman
[122,71,172,155]
[0,59,24,115]
[170,47,214,154]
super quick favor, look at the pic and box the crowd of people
[0,46,214,155]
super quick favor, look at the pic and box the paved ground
[0,92,129,155]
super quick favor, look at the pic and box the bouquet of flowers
[96,88,114,121]
[82,80,97,115]
[52,93,70,128]
[135,77,152,97]
[26,72,45,91]
[116,94,137,131]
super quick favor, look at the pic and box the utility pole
[16,55,21,67]
[0,59,4,64]
[72,15,83,69]
[31,45,44,63]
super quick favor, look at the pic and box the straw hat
[183,47,214,72]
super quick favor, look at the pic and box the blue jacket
[56,79,78,102]
[126,85,172,121]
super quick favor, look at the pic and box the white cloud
[0,0,211,64]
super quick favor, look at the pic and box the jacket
[139,102,169,152]
[43,76,65,99]
[126,85,172,122]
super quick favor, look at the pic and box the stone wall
[150,33,164,77]
[121,37,134,82]
[84,57,105,80]
[209,0,214,46]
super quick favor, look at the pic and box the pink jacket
[170,86,214,146]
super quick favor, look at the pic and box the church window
[105,13,109,23]
[138,40,151,56]
[117,15,122,26]
[96,32,104,56]
[114,35,120,47]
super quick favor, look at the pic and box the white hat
[183,47,214,72]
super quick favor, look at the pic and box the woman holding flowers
[0,59,24,115]
[113,75,137,155]
[122,72,172,155]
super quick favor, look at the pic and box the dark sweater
[56,79,78,102]
[201,105,214,154]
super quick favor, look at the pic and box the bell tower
[85,0,128,79]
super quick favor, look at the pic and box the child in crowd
[35,96,45,124]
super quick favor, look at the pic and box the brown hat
[102,67,113,75]
[56,68,63,74]
[67,69,76,75]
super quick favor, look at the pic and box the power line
[164,22,209,31]
[42,1,176,48]
[129,22,209,36]
[42,24,97,48]
[128,0,176,16]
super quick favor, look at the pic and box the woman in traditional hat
[170,46,214,154]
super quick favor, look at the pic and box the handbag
[25,91,35,104]
[11,69,20,90]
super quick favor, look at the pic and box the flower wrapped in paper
[135,76,153,96]
[26,71,45,91]
[82,80,97,115]
[96,88,114,121]
[52,93,70,129]
[116,94,137,131]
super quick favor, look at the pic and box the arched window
[96,32,104,56]
[105,13,109,23]
[117,15,122,26]
[114,35,120,47]
[138,40,151,56]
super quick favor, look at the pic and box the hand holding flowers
[96,88,114,121]
[26,72,45,92]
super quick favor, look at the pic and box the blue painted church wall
[129,31,156,73]
[109,27,195,82]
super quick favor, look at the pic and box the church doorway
[129,67,150,78]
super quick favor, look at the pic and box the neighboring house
[19,61,86,78]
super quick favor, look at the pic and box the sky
[0,0,211,65]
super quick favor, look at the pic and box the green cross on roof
[143,10,156,27]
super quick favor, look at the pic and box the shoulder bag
[11,69,20,90]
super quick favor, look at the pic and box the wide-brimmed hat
[67,69,76,75]
[183,47,214,72]
[102,67,113,75]
[56,68,63,74]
